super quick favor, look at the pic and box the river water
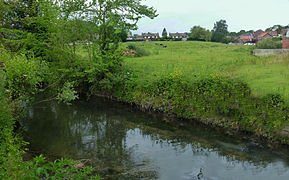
[22,97,289,180]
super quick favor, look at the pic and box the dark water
[22,97,289,180]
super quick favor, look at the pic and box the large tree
[190,26,211,42]
[211,19,228,43]
[1,0,157,60]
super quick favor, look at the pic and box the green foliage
[57,82,79,105]
[85,0,158,55]
[256,38,282,49]
[122,41,289,101]
[0,61,98,180]
[106,69,289,138]
[0,48,48,101]
[162,28,168,38]
[127,44,150,57]
[2,155,100,179]
[190,26,212,41]
[98,41,289,141]
[212,20,228,43]
[0,0,158,178]
[0,72,23,180]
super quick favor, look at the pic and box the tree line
[161,20,288,43]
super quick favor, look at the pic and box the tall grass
[122,41,289,103]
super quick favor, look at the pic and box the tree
[190,26,212,42]
[83,0,158,56]
[0,0,41,52]
[211,19,228,43]
[162,28,167,38]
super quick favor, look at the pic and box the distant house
[135,35,144,41]
[126,33,133,41]
[267,31,278,37]
[142,32,160,41]
[239,33,253,41]
[169,32,188,39]
[257,32,273,40]
[253,30,264,39]
[133,33,160,41]
[255,31,278,41]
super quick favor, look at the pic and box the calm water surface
[22,97,289,180]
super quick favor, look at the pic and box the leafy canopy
[190,26,212,42]
[211,19,228,43]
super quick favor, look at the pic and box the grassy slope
[123,41,289,102]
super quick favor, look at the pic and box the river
[22,97,289,180]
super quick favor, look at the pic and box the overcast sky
[133,0,289,34]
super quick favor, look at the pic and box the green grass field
[122,41,289,102]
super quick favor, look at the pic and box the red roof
[257,32,273,39]
[239,35,253,40]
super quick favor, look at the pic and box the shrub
[2,155,100,179]
[257,38,282,49]
[0,48,49,101]
[127,44,150,57]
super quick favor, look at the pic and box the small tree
[162,28,167,38]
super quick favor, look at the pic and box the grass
[74,41,289,142]
[122,41,289,102]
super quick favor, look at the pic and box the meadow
[123,41,289,102]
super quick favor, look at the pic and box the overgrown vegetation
[122,42,289,102]
[98,68,289,143]
[126,44,150,57]
[0,0,157,178]
[0,51,100,179]
[1,0,289,178]
[256,38,283,49]
[82,41,289,143]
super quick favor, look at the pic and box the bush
[0,48,49,101]
[1,155,100,179]
[127,44,150,57]
[257,38,282,49]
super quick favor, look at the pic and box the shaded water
[22,97,289,180]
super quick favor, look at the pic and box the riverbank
[87,41,289,145]
[96,74,289,146]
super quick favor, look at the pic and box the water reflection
[22,97,289,180]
